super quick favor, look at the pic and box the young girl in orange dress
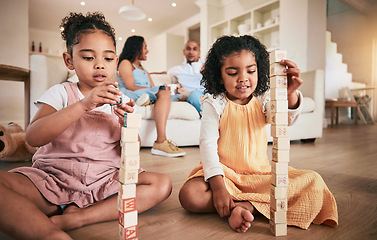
[179,35,338,233]
[0,12,171,240]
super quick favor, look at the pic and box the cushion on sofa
[150,74,177,86]
[134,102,200,120]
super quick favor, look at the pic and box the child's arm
[279,59,303,109]
[200,95,235,217]
[26,80,121,147]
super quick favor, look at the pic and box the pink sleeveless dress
[11,82,123,208]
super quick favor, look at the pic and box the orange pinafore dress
[186,97,338,229]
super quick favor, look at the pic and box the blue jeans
[171,90,204,115]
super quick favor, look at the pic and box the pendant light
[119,0,146,21]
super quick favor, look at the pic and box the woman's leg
[50,171,172,231]
[0,171,72,240]
[153,88,171,143]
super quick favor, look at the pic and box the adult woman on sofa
[118,35,185,157]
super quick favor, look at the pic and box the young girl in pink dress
[0,12,172,240]
[179,35,338,233]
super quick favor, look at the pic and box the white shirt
[34,83,129,117]
[167,60,205,92]
[200,90,303,182]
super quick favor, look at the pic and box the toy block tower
[119,113,141,240]
[269,50,289,237]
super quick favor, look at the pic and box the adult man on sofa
[168,40,205,115]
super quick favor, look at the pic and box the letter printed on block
[119,225,138,240]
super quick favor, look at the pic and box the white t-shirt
[34,83,129,117]
[167,60,205,92]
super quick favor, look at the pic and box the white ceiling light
[119,0,146,21]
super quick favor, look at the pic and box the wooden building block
[118,182,136,199]
[270,209,287,224]
[123,113,142,128]
[118,196,136,213]
[121,154,140,170]
[270,87,287,101]
[118,210,138,228]
[269,220,287,236]
[269,50,287,63]
[273,137,290,150]
[110,85,122,106]
[271,112,288,125]
[271,125,288,138]
[272,149,289,163]
[271,161,288,175]
[119,224,138,240]
[270,184,287,199]
[121,127,139,143]
[270,100,288,113]
[122,142,140,157]
[119,168,139,184]
[270,75,288,88]
[271,197,288,212]
[272,173,289,187]
[270,62,286,76]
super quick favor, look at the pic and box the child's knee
[158,174,172,198]
[157,88,171,99]
[178,183,202,212]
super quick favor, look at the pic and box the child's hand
[212,187,236,218]
[209,175,236,218]
[280,59,303,95]
[80,80,122,112]
[113,98,136,125]
[280,59,303,109]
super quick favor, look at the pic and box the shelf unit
[209,0,280,50]
[29,52,62,58]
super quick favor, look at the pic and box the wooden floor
[1,124,377,240]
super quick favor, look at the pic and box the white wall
[144,34,167,72]
[29,28,65,56]
[0,0,29,127]
[145,13,200,72]
[327,0,377,119]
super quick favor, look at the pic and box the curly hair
[201,35,270,97]
[60,12,116,55]
[118,35,144,67]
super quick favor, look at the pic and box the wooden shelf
[29,52,62,58]
[0,64,30,128]
[209,0,280,50]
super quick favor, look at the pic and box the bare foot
[228,205,254,233]
[50,205,84,231]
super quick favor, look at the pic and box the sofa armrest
[300,69,325,110]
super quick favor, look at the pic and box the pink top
[11,82,122,208]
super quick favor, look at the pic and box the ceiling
[29,0,201,40]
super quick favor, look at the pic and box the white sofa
[30,54,324,147]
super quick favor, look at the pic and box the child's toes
[244,221,251,228]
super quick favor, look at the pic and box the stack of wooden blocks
[269,50,289,237]
[118,113,142,240]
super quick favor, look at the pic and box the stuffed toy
[0,122,38,162]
